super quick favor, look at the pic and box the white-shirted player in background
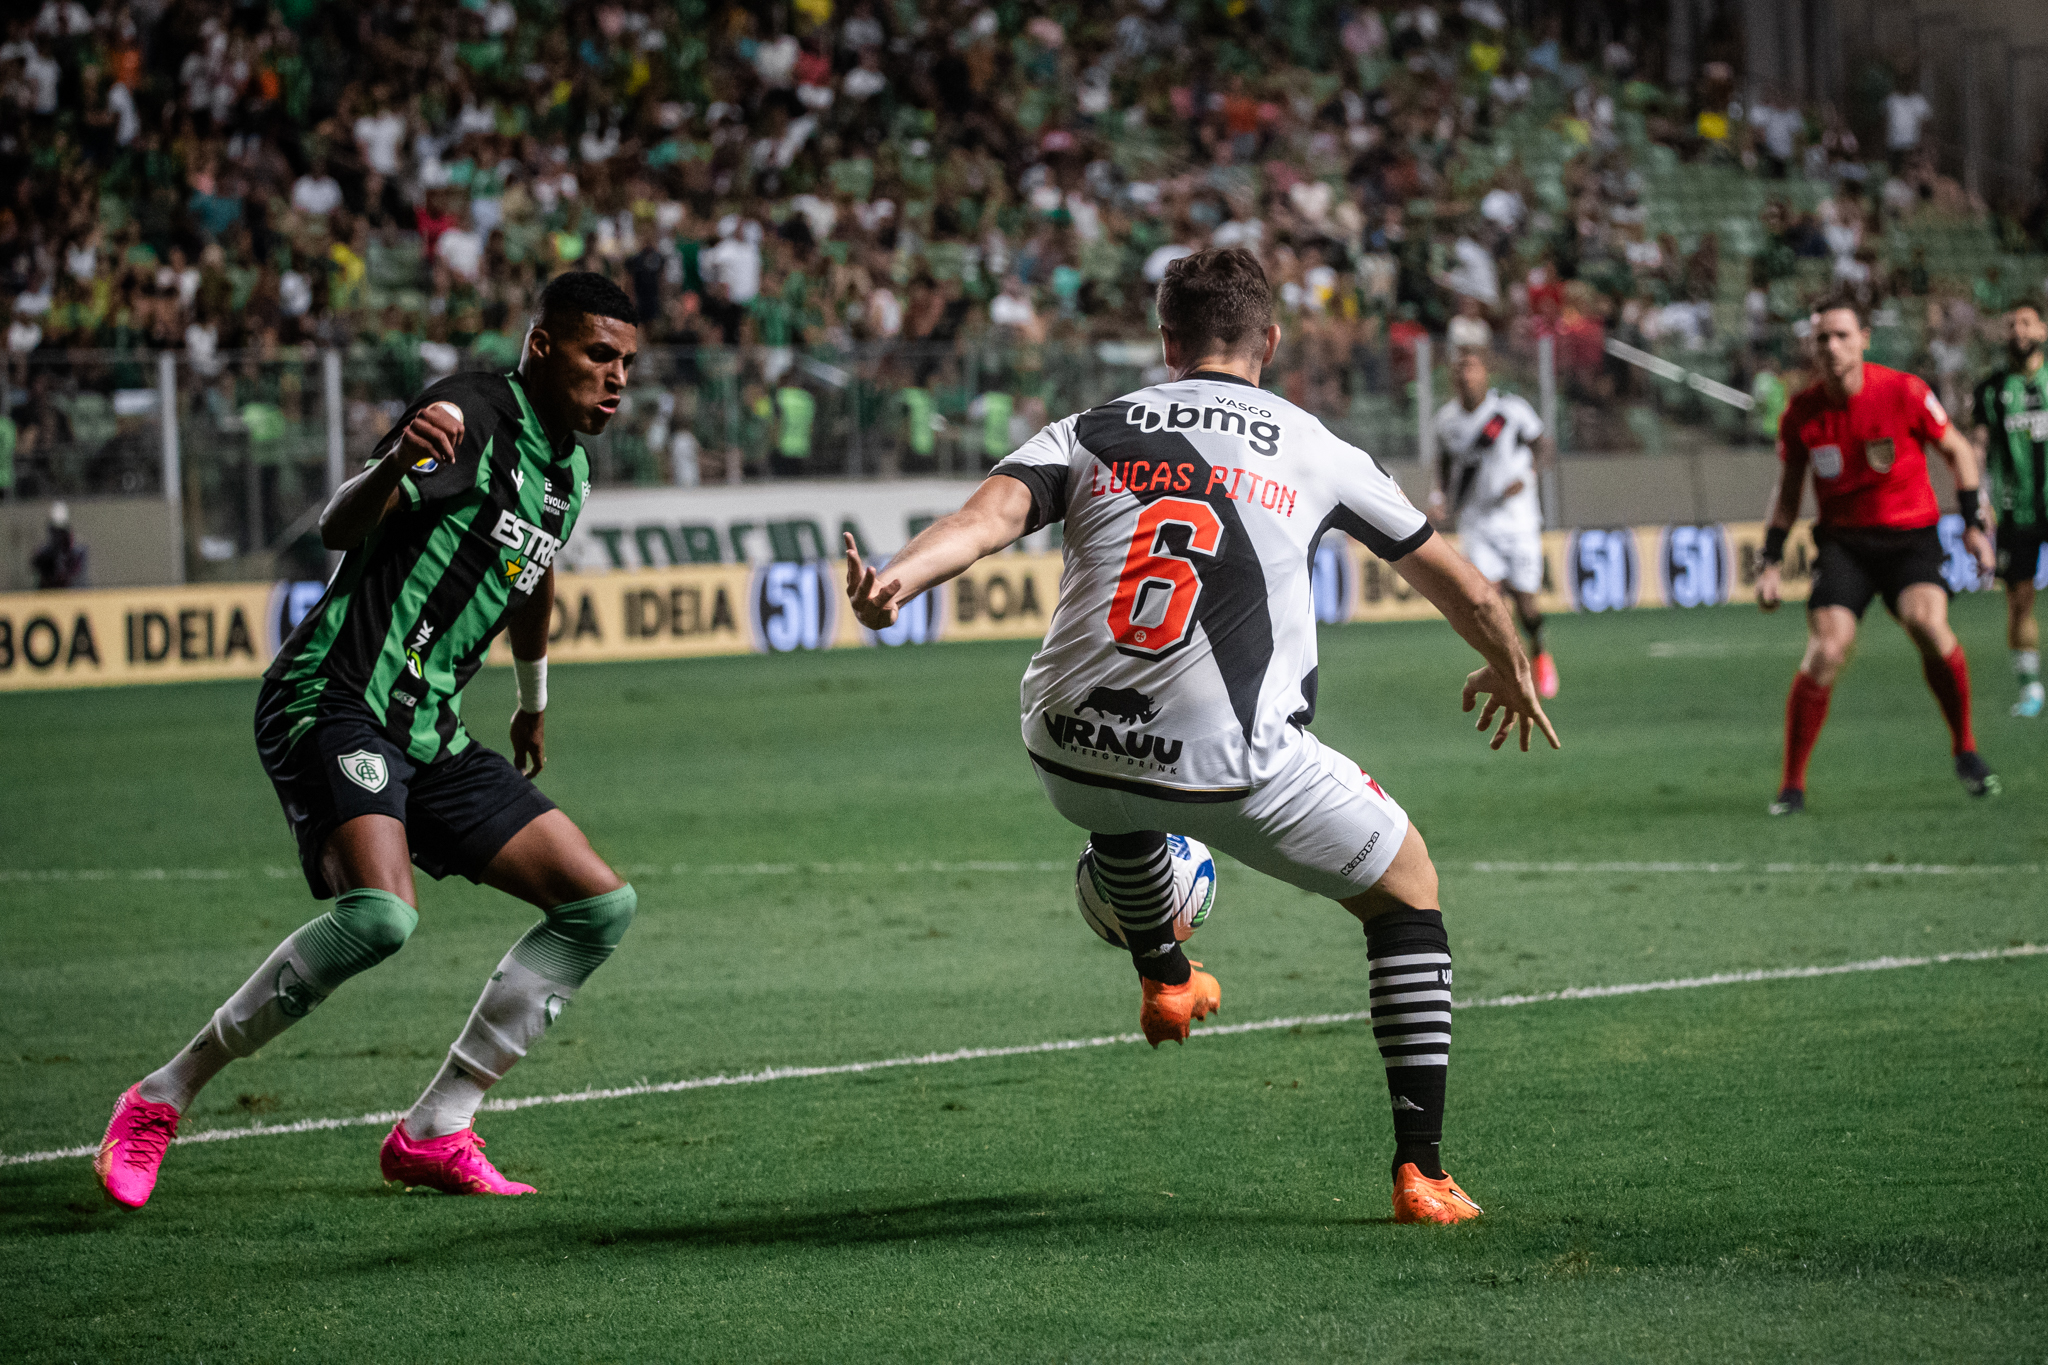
[1430,348,1560,698]
[843,249,1558,1225]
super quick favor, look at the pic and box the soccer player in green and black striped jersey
[94,273,643,1207]
[1970,302,2048,718]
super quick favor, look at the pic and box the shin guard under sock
[1921,644,1977,755]
[1088,832,1191,986]
[406,885,637,1138]
[1364,906,1453,1180]
[1783,671,1832,791]
[137,889,417,1112]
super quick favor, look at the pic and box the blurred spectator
[1884,83,1932,172]
[31,500,86,589]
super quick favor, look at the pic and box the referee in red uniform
[1756,293,1999,813]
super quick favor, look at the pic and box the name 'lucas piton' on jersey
[992,371,1431,800]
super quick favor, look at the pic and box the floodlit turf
[3,592,2044,1361]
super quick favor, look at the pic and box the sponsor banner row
[0,518,1990,691]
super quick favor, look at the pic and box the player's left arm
[504,563,554,777]
[1394,533,1561,752]
[844,477,1034,629]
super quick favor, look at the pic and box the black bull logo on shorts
[1078,686,1159,725]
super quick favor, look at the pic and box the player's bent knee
[290,888,419,991]
[549,883,637,945]
[328,887,419,959]
[511,884,637,988]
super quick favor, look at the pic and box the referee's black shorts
[1807,524,1947,619]
[1995,522,2047,589]
[254,681,555,899]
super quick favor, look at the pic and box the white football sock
[135,893,416,1113]
[404,955,575,1139]
[136,934,331,1111]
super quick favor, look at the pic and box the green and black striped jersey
[265,370,588,764]
[1971,367,2048,528]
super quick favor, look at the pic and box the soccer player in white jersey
[1430,348,1560,697]
[843,248,1558,1225]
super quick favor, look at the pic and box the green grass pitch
[3,592,2045,1361]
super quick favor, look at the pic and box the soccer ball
[1075,834,1218,947]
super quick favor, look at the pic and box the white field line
[3,859,2043,885]
[5,943,2040,1170]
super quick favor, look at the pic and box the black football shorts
[1807,524,1947,619]
[1995,522,2047,589]
[254,681,555,899]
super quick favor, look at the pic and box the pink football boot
[379,1122,536,1195]
[95,1084,180,1208]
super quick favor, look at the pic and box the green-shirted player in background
[1971,302,2048,718]
[95,273,642,1206]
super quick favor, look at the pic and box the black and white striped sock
[1365,906,1453,1179]
[1089,830,1191,985]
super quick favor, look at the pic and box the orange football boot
[1139,962,1220,1046]
[1391,1163,1483,1224]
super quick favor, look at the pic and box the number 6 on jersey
[1108,497,1224,659]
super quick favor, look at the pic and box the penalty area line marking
[5,943,2041,1170]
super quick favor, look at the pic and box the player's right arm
[319,403,465,550]
[1394,533,1560,752]
[844,477,1035,629]
[1756,428,1809,613]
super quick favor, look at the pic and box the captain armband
[513,657,548,714]
[1761,525,1789,566]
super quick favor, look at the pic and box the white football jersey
[1435,389,1543,537]
[993,370,1431,799]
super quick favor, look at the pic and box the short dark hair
[1809,291,1869,330]
[1157,248,1272,358]
[535,271,639,331]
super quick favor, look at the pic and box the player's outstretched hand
[510,709,546,778]
[843,531,903,629]
[1462,662,1562,752]
[395,402,462,469]
[1964,525,1994,579]
[1756,563,1783,613]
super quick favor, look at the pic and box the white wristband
[513,657,548,714]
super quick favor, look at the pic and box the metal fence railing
[0,319,2021,582]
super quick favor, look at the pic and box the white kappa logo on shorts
[337,750,389,793]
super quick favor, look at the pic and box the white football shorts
[1461,522,1544,595]
[1034,728,1410,900]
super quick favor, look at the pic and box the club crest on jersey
[1810,444,1843,479]
[1481,413,1508,443]
[1865,438,1895,473]
[337,749,389,793]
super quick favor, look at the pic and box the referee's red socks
[1782,671,1832,792]
[1920,644,1977,756]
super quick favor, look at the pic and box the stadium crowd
[2,0,2044,489]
